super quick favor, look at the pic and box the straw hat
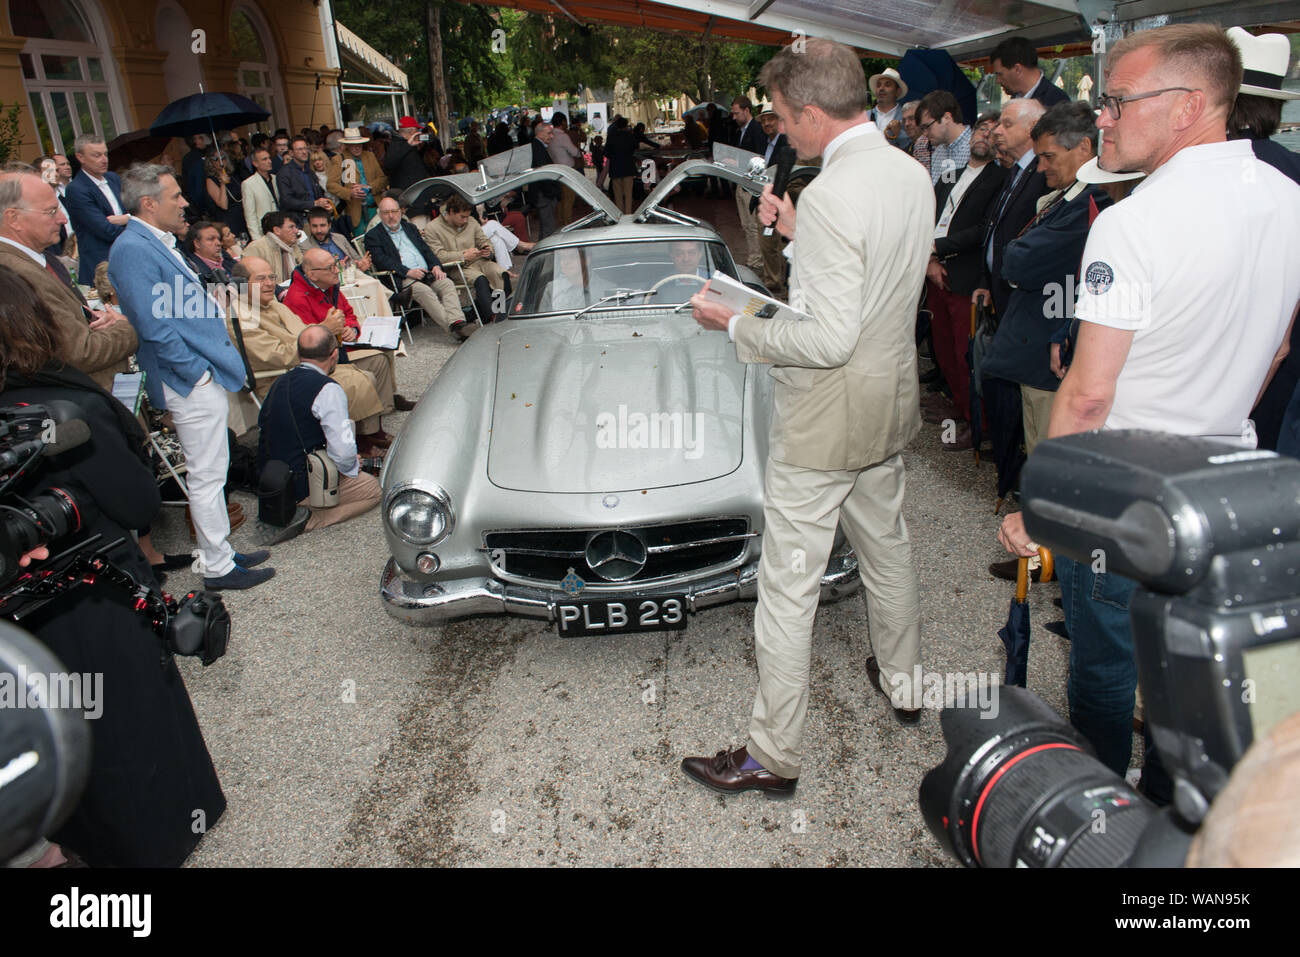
[869,67,908,100]
[1076,157,1145,185]
[338,127,370,145]
[1226,27,1300,100]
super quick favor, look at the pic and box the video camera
[0,401,230,666]
[921,431,1300,867]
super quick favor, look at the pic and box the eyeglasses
[18,205,61,218]
[1098,87,1197,119]
[918,119,938,133]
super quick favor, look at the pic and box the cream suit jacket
[241,171,278,240]
[732,128,934,471]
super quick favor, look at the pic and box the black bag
[258,459,297,526]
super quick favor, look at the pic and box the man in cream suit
[683,38,934,798]
[241,147,280,240]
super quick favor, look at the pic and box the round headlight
[387,487,452,545]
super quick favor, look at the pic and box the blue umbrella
[998,549,1053,687]
[149,91,270,139]
[898,48,978,123]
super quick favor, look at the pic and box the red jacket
[282,266,359,331]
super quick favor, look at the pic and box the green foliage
[0,102,23,165]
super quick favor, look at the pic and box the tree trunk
[426,1,451,142]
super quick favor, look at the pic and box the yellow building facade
[2,0,343,159]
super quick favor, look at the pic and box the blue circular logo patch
[1084,261,1114,295]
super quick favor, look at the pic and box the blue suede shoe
[233,549,270,568]
[204,564,275,591]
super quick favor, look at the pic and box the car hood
[488,316,746,493]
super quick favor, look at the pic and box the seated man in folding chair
[280,249,417,445]
[227,256,397,456]
[422,195,513,323]
[364,194,475,340]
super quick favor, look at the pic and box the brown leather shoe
[393,395,417,412]
[360,431,393,449]
[681,746,798,799]
[865,656,921,725]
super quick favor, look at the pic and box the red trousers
[926,279,974,423]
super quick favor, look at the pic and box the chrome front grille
[483,518,754,588]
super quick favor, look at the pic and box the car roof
[529,220,729,253]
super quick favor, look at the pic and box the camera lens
[920,685,1157,867]
[0,487,87,586]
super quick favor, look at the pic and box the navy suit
[1026,78,1070,108]
[981,156,1049,318]
[734,118,768,157]
[65,169,125,282]
[982,182,1112,392]
[364,220,444,279]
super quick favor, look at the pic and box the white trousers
[163,374,235,577]
[747,453,921,779]
[483,219,519,270]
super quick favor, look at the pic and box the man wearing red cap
[384,117,431,192]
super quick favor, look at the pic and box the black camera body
[922,431,1300,867]
[1,401,230,667]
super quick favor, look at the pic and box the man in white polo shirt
[997,24,1300,802]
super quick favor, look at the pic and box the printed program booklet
[698,271,811,322]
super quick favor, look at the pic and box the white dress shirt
[87,172,124,216]
[303,365,360,476]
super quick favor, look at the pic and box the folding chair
[372,270,420,350]
[447,260,486,328]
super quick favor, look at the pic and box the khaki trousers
[612,176,634,214]
[403,276,463,333]
[734,189,762,270]
[347,348,397,423]
[1021,384,1056,457]
[748,453,921,779]
[760,228,787,300]
[303,470,382,532]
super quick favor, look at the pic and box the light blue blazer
[108,218,246,409]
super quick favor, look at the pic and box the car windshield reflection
[511,240,735,316]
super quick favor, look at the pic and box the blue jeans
[1056,555,1142,776]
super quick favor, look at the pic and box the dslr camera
[921,430,1300,867]
[0,401,230,665]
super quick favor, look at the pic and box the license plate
[555,596,687,636]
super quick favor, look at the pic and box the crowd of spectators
[5,20,1298,864]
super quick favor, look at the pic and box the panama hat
[1076,157,1145,185]
[1226,27,1300,100]
[869,67,908,100]
[338,127,370,144]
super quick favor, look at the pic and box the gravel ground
[159,194,1122,868]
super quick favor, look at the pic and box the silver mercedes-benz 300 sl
[380,157,857,636]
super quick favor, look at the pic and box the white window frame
[230,4,284,133]
[12,0,128,154]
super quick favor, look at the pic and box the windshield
[511,240,735,316]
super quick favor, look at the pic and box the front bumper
[380,552,861,627]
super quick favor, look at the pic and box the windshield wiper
[572,288,659,320]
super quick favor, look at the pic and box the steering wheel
[644,273,708,303]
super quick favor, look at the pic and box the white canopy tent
[472,0,1300,60]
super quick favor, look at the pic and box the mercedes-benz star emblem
[584,529,648,582]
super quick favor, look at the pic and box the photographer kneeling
[257,325,382,539]
[0,271,225,867]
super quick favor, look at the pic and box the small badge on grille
[560,567,586,595]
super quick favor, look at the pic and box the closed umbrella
[998,547,1053,687]
[967,300,996,466]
